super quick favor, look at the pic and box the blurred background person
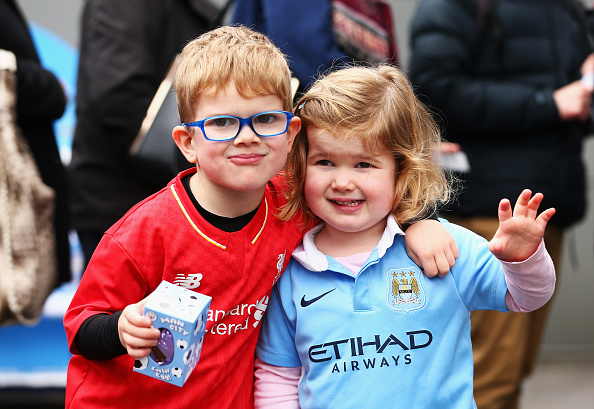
[409,0,593,408]
[232,0,398,94]
[0,0,71,286]
[69,0,229,268]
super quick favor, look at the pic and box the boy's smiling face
[173,81,300,216]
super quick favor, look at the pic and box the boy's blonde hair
[175,25,293,123]
[282,65,451,227]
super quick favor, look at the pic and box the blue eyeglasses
[182,110,294,141]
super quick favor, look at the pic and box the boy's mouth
[229,153,265,165]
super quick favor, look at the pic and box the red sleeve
[63,233,150,354]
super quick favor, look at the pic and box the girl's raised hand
[489,189,556,262]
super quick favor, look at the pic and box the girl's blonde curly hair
[281,65,452,228]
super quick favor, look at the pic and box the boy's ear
[286,116,301,152]
[172,125,198,163]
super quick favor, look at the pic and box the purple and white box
[133,280,211,387]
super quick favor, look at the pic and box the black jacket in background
[410,0,592,227]
[69,0,216,233]
[0,0,70,284]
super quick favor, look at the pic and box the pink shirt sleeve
[254,357,301,409]
[503,240,556,312]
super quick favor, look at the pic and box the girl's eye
[316,159,333,166]
[356,162,374,169]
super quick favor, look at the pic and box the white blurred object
[439,142,471,172]
[580,72,593,91]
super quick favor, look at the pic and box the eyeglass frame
[182,110,295,142]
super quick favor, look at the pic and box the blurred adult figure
[69,0,228,268]
[233,0,398,93]
[409,1,593,408]
[0,0,70,285]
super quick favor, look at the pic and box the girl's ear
[172,125,197,163]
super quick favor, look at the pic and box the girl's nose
[331,169,355,191]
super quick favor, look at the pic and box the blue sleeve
[232,0,349,90]
[232,0,263,28]
[256,268,302,367]
[443,221,509,312]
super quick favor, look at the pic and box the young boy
[63,26,457,409]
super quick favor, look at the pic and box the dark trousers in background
[76,230,104,272]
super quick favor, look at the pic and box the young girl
[253,65,556,408]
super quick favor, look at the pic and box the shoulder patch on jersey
[386,267,425,312]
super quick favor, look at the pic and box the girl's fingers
[526,192,544,220]
[498,198,513,222]
[512,189,532,217]
[536,207,556,229]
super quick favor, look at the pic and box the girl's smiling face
[304,126,397,242]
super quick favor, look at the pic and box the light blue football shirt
[257,216,508,409]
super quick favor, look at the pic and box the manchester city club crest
[386,267,426,312]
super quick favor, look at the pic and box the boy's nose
[234,122,260,145]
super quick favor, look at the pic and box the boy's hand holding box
[133,281,211,387]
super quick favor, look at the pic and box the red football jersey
[64,168,303,409]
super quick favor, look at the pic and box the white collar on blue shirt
[292,215,405,272]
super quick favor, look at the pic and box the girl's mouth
[331,199,363,207]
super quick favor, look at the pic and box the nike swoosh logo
[301,288,336,307]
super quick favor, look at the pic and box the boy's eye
[254,113,276,125]
[207,117,236,128]
[356,162,374,169]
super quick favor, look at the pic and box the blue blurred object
[30,22,78,165]
[0,284,75,388]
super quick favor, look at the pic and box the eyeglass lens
[203,112,289,140]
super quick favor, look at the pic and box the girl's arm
[489,189,556,311]
[254,358,301,409]
[502,241,555,312]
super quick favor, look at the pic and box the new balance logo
[173,273,203,289]
[301,288,336,307]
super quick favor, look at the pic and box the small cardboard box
[133,281,211,387]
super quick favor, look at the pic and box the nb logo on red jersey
[174,273,203,289]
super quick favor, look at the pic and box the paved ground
[521,358,594,409]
